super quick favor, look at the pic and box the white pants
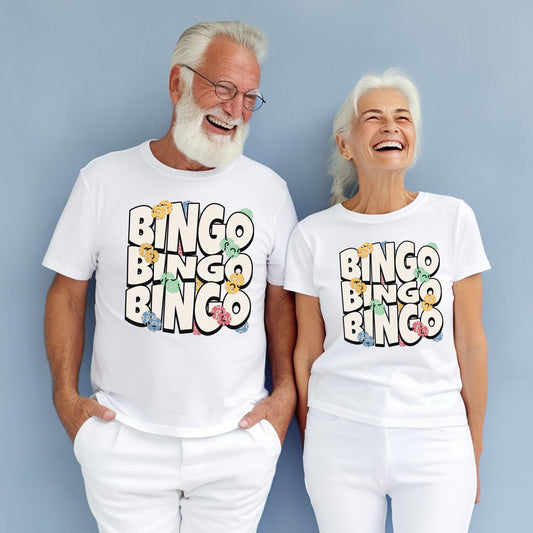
[303,409,476,533]
[73,417,281,533]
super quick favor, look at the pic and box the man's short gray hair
[329,68,422,205]
[170,20,267,71]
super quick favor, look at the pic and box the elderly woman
[284,69,490,533]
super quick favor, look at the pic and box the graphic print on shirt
[339,241,444,347]
[125,200,253,335]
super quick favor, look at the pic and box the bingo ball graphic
[217,311,232,326]
[166,279,181,293]
[236,322,249,334]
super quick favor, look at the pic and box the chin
[172,94,249,168]
[175,125,248,168]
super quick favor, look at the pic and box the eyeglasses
[179,64,266,112]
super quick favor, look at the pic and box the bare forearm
[44,274,115,441]
[293,293,325,444]
[453,274,488,455]
[44,275,88,401]
[453,274,487,502]
[294,354,312,442]
[265,285,297,401]
[459,341,488,453]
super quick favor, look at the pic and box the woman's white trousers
[303,408,476,533]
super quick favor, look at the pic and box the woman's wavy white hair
[170,21,266,84]
[329,68,421,205]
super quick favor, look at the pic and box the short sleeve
[265,190,298,286]
[284,224,318,297]
[42,171,97,280]
[453,200,491,281]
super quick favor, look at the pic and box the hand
[53,389,116,442]
[239,390,296,445]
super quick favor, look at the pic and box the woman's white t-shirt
[285,192,490,428]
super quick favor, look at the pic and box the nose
[381,120,400,133]
[221,93,245,120]
[381,117,399,133]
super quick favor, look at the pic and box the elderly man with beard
[43,21,297,533]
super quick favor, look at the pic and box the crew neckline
[334,192,427,223]
[140,140,239,180]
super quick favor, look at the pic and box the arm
[239,283,297,444]
[293,293,325,445]
[44,273,115,442]
[453,273,488,503]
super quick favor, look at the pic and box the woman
[284,69,490,533]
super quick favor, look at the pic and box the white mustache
[206,109,244,128]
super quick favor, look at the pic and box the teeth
[374,141,403,150]
[207,116,234,130]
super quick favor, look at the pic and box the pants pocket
[260,418,282,453]
[73,416,98,463]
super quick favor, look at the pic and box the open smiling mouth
[373,141,404,151]
[206,115,236,132]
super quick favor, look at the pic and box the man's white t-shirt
[285,192,490,428]
[43,141,297,437]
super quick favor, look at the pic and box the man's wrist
[269,383,297,409]
[52,386,80,405]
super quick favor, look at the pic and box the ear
[169,64,184,106]
[335,134,352,160]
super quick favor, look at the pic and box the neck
[343,169,417,214]
[150,129,214,172]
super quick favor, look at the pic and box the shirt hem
[42,258,93,281]
[453,261,491,282]
[283,282,318,297]
[308,400,468,429]
[95,391,268,438]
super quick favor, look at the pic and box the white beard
[172,89,249,168]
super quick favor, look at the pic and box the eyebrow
[360,108,412,115]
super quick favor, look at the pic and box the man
[43,21,297,533]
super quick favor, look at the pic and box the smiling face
[170,36,261,168]
[191,36,260,133]
[337,88,416,176]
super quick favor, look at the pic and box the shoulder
[288,205,342,247]
[419,193,484,239]
[420,191,476,217]
[422,191,468,209]
[287,206,340,258]
[79,142,145,182]
[297,204,342,231]
[237,155,289,189]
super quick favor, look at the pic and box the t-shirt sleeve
[284,224,318,297]
[266,189,298,286]
[453,200,491,282]
[42,171,97,280]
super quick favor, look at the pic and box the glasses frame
[178,64,266,112]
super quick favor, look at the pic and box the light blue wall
[2,1,531,531]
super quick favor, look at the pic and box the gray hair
[329,68,422,205]
[170,20,267,72]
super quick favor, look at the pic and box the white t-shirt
[43,141,297,437]
[285,192,490,428]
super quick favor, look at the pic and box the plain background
[2,1,531,531]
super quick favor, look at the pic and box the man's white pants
[303,409,477,533]
[74,417,281,533]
